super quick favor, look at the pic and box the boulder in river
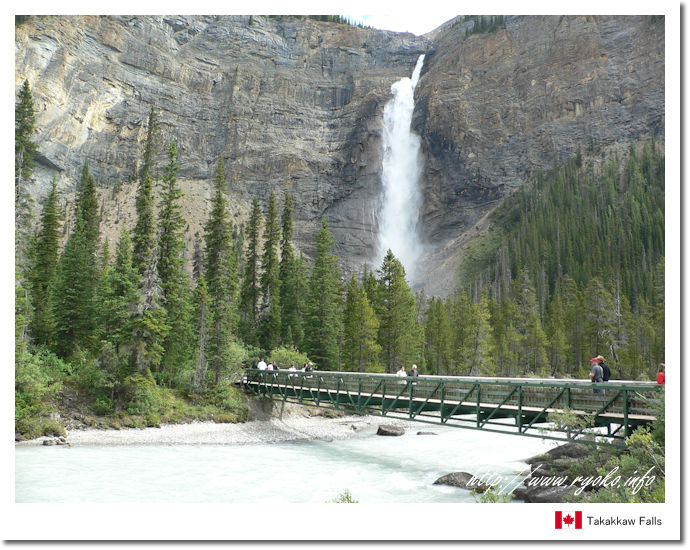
[416,431,437,435]
[512,484,579,503]
[525,442,591,465]
[376,424,405,436]
[433,472,492,493]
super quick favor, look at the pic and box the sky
[342,13,459,36]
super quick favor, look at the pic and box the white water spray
[376,54,425,282]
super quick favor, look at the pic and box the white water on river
[15,420,558,503]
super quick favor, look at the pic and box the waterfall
[376,54,425,282]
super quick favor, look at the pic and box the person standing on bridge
[657,363,665,385]
[257,358,267,371]
[396,366,407,383]
[597,355,611,382]
[589,357,604,394]
[408,364,419,385]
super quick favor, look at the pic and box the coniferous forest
[14,80,664,440]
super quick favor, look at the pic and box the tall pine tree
[376,250,421,373]
[133,107,158,273]
[279,194,304,347]
[239,198,261,346]
[259,191,281,351]
[99,229,140,356]
[51,162,101,357]
[303,218,342,369]
[342,274,380,372]
[28,176,61,346]
[15,79,38,266]
[157,140,193,382]
[204,159,239,383]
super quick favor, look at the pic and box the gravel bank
[16,407,414,447]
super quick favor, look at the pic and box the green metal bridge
[240,370,663,444]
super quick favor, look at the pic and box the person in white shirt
[396,366,407,383]
[257,359,267,370]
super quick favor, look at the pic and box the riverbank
[15,401,414,447]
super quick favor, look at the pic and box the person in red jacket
[657,363,665,385]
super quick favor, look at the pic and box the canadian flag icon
[555,511,583,529]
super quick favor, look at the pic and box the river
[15,417,558,503]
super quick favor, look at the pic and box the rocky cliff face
[414,15,664,294]
[15,15,664,296]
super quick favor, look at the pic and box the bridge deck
[240,370,662,444]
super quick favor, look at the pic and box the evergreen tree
[342,274,381,372]
[376,250,422,373]
[259,192,281,350]
[581,277,617,365]
[650,257,665,365]
[157,140,193,382]
[204,159,239,383]
[15,79,38,265]
[133,107,159,273]
[239,198,262,346]
[192,232,204,282]
[130,254,169,373]
[424,296,451,376]
[99,229,140,355]
[50,163,101,357]
[303,218,343,369]
[512,268,549,375]
[28,177,61,346]
[448,292,476,375]
[77,162,100,251]
[472,291,495,376]
[191,276,210,390]
[288,252,308,349]
[543,287,570,376]
[279,194,303,347]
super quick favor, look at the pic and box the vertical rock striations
[15,15,663,295]
[415,15,664,294]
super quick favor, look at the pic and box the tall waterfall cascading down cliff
[376,54,426,282]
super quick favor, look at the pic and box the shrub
[15,350,65,422]
[269,345,311,369]
[328,489,358,503]
[121,370,161,416]
[199,382,247,412]
[41,419,66,437]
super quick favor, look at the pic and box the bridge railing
[241,369,662,442]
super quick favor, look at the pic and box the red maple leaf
[563,514,575,526]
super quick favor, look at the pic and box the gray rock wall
[15,15,664,295]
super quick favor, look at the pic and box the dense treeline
[461,15,506,37]
[264,15,368,28]
[452,144,664,378]
[15,80,664,440]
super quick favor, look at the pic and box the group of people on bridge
[396,364,419,383]
[589,355,665,392]
[253,359,314,373]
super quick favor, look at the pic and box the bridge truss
[241,370,662,444]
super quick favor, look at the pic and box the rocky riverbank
[15,401,414,447]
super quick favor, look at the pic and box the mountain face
[15,15,664,296]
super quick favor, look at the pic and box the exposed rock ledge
[512,442,596,503]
